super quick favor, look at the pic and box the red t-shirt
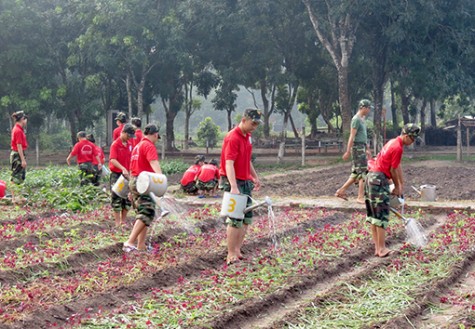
[180,164,201,186]
[70,140,99,164]
[219,126,253,180]
[92,145,105,165]
[129,138,159,177]
[109,139,133,173]
[113,124,123,141]
[131,129,143,149]
[197,164,219,183]
[11,124,28,151]
[371,136,403,179]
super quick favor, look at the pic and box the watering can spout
[244,196,272,214]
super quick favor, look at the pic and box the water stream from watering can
[267,203,279,250]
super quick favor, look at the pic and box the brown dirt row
[4,209,350,329]
[203,215,439,329]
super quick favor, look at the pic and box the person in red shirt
[180,155,205,195]
[196,159,220,198]
[66,131,102,186]
[112,112,127,141]
[131,117,143,149]
[219,108,262,265]
[109,124,136,226]
[123,123,163,252]
[86,134,105,186]
[10,111,28,185]
[365,123,420,258]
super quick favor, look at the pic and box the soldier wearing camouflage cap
[335,99,372,203]
[219,108,262,265]
[123,123,163,252]
[113,112,128,141]
[365,123,421,258]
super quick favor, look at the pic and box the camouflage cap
[122,123,136,138]
[195,155,206,163]
[244,108,263,124]
[402,123,421,139]
[144,123,160,138]
[358,99,372,108]
[116,112,127,123]
[209,159,218,166]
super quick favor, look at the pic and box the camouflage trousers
[10,151,26,184]
[365,171,390,229]
[110,172,131,212]
[196,179,218,191]
[129,176,155,226]
[78,162,95,186]
[220,176,255,228]
[181,181,198,194]
[91,165,101,186]
[350,144,368,181]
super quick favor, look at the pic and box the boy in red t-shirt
[123,123,163,252]
[10,111,28,185]
[196,159,219,198]
[109,123,136,226]
[131,117,143,149]
[86,134,105,186]
[112,112,127,141]
[180,155,205,195]
[365,123,420,258]
[219,108,262,265]
[67,131,102,186]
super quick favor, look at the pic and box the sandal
[122,243,137,253]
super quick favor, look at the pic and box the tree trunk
[125,73,133,117]
[401,90,410,125]
[227,109,233,131]
[289,113,299,138]
[390,81,398,131]
[68,115,77,146]
[136,76,146,118]
[430,99,437,127]
[337,67,352,135]
[420,99,427,145]
[259,79,271,138]
[184,83,191,150]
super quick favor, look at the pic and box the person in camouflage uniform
[365,123,421,257]
[123,123,163,252]
[10,111,28,186]
[66,131,102,186]
[335,99,373,203]
[196,159,220,197]
[109,124,136,226]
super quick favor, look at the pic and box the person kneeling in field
[365,123,420,258]
[67,131,102,186]
[196,159,219,198]
[123,123,163,252]
[180,155,205,195]
[86,134,105,186]
[109,124,135,227]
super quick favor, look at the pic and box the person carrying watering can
[109,123,135,227]
[10,111,28,185]
[123,123,163,252]
[335,99,372,203]
[365,123,421,258]
[219,108,262,265]
[86,134,105,186]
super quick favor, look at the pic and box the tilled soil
[253,160,475,201]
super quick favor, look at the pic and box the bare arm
[16,144,27,168]
[66,153,73,166]
[343,127,357,161]
[110,159,129,178]
[389,166,403,196]
[225,159,239,194]
[149,159,162,174]
[250,162,260,191]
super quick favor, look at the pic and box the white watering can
[220,192,272,219]
[412,184,436,201]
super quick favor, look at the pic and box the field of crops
[0,166,474,329]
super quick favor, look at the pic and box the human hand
[342,151,350,161]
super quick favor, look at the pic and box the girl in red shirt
[10,111,28,185]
